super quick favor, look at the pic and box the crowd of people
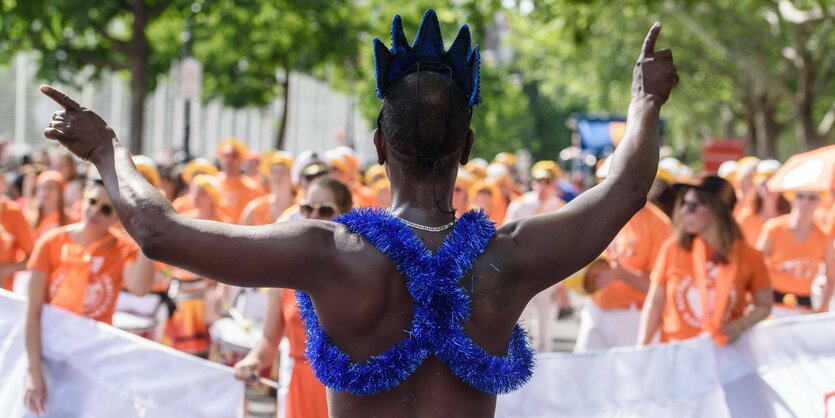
[1,12,828,416]
[2,134,833,416]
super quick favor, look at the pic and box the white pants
[574,302,642,352]
[520,285,558,352]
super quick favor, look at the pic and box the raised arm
[503,23,678,296]
[40,86,340,292]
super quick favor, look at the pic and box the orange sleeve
[26,232,57,276]
[647,213,673,272]
[7,207,35,256]
[651,239,673,286]
[745,245,771,293]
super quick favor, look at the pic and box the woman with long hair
[23,182,155,414]
[637,176,772,345]
[234,176,352,418]
[28,171,75,239]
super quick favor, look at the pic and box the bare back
[308,222,529,417]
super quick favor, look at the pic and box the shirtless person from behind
[41,10,677,417]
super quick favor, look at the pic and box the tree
[194,0,366,149]
[513,0,835,159]
[0,0,192,154]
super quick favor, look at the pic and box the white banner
[0,290,244,418]
[497,313,835,418]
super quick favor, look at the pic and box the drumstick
[228,307,249,327]
[258,376,279,390]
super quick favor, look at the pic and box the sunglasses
[299,201,337,218]
[86,196,114,217]
[681,199,703,213]
[795,193,819,201]
[534,177,553,184]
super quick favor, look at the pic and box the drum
[208,317,263,369]
[112,311,158,341]
[165,278,210,356]
[209,317,277,397]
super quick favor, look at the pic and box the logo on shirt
[674,262,737,329]
[50,256,117,320]
[776,258,819,280]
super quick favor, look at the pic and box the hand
[718,320,745,343]
[592,267,620,291]
[233,355,262,383]
[632,23,678,105]
[40,85,117,162]
[24,369,47,415]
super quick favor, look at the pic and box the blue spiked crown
[374,9,481,107]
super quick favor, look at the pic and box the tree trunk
[275,71,290,150]
[759,96,783,158]
[128,0,149,155]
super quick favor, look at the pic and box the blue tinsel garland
[296,208,534,396]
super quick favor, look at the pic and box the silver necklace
[396,216,456,232]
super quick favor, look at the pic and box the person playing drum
[234,176,353,418]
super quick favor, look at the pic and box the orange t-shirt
[32,211,80,240]
[651,238,770,343]
[0,200,36,290]
[593,204,672,309]
[735,207,765,246]
[350,183,377,208]
[172,195,194,213]
[761,216,828,297]
[217,173,266,223]
[240,195,277,225]
[27,225,139,324]
[280,289,328,418]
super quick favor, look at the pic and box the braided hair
[378,70,472,214]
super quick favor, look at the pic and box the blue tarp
[573,114,664,154]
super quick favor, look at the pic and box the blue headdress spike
[373,9,482,107]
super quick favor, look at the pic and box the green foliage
[0,0,190,93]
[194,0,365,108]
[470,65,536,159]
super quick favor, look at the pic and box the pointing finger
[40,85,81,111]
[641,22,662,57]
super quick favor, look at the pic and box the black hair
[378,70,472,177]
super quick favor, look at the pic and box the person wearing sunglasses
[23,182,155,415]
[757,190,834,316]
[234,176,352,418]
[41,13,677,416]
[638,176,773,346]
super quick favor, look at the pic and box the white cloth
[0,290,244,418]
[504,192,563,223]
[520,285,558,352]
[574,302,643,352]
[497,312,835,418]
